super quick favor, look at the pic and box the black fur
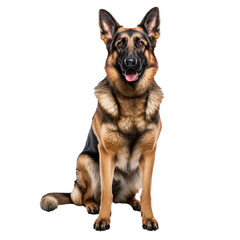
[151,110,159,125]
[81,126,99,162]
[112,179,121,201]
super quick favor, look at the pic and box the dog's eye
[117,42,124,48]
[137,41,145,47]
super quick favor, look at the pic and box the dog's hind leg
[71,154,101,214]
[40,154,100,213]
[71,180,100,214]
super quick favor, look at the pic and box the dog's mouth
[119,61,145,83]
[124,70,138,82]
[124,68,145,82]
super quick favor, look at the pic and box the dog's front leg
[94,144,115,231]
[140,147,159,231]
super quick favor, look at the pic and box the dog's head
[99,7,160,97]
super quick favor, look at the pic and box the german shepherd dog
[40,7,163,231]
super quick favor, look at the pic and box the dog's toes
[142,217,159,231]
[86,204,99,215]
[132,200,141,211]
[93,218,110,231]
[129,198,141,212]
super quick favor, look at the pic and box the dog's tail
[40,192,73,212]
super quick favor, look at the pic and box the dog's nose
[124,58,137,68]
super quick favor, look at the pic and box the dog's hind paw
[86,203,99,215]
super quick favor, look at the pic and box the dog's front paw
[93,217,110,231]
[142,217,159,231]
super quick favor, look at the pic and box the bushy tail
[40,193,72,212]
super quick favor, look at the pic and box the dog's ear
[138,7,160,45]
[99,9,120,44]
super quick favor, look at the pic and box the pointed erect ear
[138,7,160,42]
[99,9,120,44]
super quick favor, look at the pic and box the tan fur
[94,81,119,118]
[140,147,159,230]
[146,82,164,120]
[71,154,101,213]
[94,144,115,228]
[71,184,83,206]
[117,94,147,133]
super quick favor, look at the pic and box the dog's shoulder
[94,78,119,118]
[146,81,164,120]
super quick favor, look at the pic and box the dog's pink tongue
[125,70,137,82]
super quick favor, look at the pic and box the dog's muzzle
[121,56,143,82]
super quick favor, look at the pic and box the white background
[0,0,239,239]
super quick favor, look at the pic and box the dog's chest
[116,95,147,133]
[113,96,147,171]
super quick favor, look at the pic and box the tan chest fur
[117,95,147,133]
